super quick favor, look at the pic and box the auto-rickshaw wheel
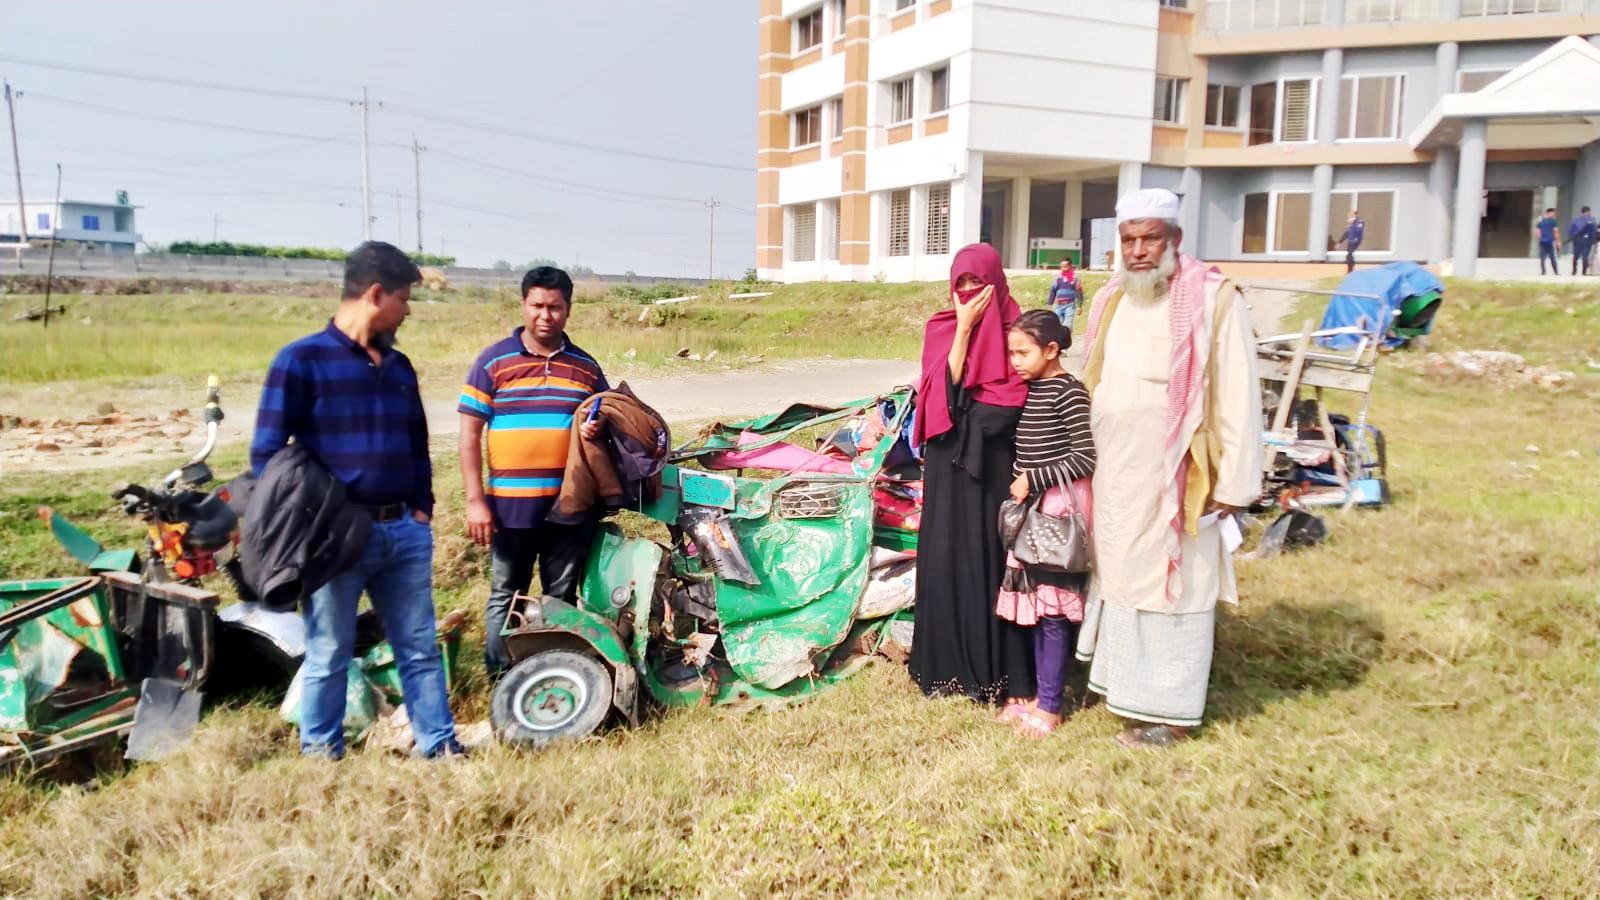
[491,650,612,747]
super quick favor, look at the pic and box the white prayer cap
[1115,188,1181,224]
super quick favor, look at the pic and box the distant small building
[0,193,142,251]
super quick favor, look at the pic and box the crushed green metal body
[495,389,920,744]
[0,573,217,769]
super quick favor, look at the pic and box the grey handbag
[1000,492,1091,574]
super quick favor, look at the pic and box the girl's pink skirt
[995,480,1091,626]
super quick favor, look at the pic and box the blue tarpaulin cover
[1317,262,1444,349]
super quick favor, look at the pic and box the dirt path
[0,359,920,476]
[0,280,1308,477]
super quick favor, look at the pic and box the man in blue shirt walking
[251,241,463,760]
[1568,205,1597,275]
[1535,207,1561,275]
[1336,209,1365,274]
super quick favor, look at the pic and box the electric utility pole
[359,86,372,241]
[412,135,424,253]
[4,80,27,243]
[704,196,721,282]
[395,190,403,244]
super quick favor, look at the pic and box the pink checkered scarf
[1081,252,1221,601]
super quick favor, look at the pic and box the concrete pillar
[1308,164,1335,263]
[1318,48,1344,145]
[1436,41,1459,100]
[1323,0,1346,26]
[1063,179,1083,241]
[953,151,984,248]
[1439,0,1462,18]
[1007,175,1032,269]
[1452,118,1488,277]
[1574,141,1600,218]
[1178,167,1202,256]
[910,184,930,260]
[1113,163,1141,269]
[1428,147,1458,263]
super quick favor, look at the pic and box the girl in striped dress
[996,309,1096,737]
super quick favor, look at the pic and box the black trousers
[484,519,597,676]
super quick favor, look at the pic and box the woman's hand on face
[1009,474,1029,502]
[952,284,993,330]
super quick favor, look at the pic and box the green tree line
[166,240,456,267]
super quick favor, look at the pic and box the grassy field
[0,278,1596,896]
[0,275,1063,389]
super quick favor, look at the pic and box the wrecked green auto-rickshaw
[491,388,922,746]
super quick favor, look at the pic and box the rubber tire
[491,650,612,748]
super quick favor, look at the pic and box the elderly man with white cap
[1073,188,1262,748]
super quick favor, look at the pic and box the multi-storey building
[757,0,1600,281]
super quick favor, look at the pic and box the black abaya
[909,393,1034,703]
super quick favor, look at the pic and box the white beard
[1120,245,1177,305]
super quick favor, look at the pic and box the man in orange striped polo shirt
[458,266,608,678]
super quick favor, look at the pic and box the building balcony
[1200,0,1578,32]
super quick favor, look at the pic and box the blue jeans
[1540,241,1559,274]
[1572,241,1593,275]
[1052,302,1076,331]
[301,515,456,757]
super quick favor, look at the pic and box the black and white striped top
[1013,375,1096,495]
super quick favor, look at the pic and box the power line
[380,103,752,173]
[19,92,380,146]
[0,53,354,103]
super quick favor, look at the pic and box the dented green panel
[714,484,873,689]
[0,578,127,735]
[577,525,665,622]
[535,598,634,672]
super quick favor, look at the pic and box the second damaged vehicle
[491,389,922,746]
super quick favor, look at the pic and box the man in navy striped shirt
[251,241,462,759]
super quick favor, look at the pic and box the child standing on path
[996,309,1096,737]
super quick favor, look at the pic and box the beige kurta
[1088,282,1262,615]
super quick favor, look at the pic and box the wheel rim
[510,666,590,733]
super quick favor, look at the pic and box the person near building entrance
[1335,210,1365,274]
[1045,257,1084,335]
[459,266,609,679]
[1073,189,1263,750]
[1567,206,1596,275]
[1534,208,1562,275]
[251,241,464,760]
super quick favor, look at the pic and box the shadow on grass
[1206,600,1385,724]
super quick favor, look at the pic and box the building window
[1338,74,1404,140]
[792,204,817,262]
[927,184,951,255]
[1348,0,1436,22]
[929,66,949,114]
[1278,77,1316,142]
[890,77,914,125]
[1458,68,1511,93]
[82,214,101,231]
[795,9,822,52]
[1248,82,1276,145]
[1205,0,1324,28]
[1461,0,1568,14]
[833,0,847,35]
[1159,0,1189,6]
[830,97,845,139]
[1272,192,1314,253]
[1242,193,1269,253]
[1245,189,1397,255]
[1329,190,1395,253]
[894,0,916,11]
[37,212,50,230]
[1154,76,1188,124]
[1205,84,1242,128]
[888,190,911,256]
[793,105,822,147]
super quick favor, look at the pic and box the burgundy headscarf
[914,243,1027,445]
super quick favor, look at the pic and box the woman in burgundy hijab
[910,243,1035,705]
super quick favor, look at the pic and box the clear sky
[0,1,756,276]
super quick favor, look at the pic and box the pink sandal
[1014,710,1061,739]
[995,698,1033,723]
